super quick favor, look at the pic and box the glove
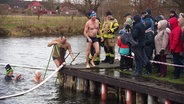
[171,50,174,54]
[159,49,165,55]
[108,29,112,33]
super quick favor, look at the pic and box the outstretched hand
[15,74,21,81]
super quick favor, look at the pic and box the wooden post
[165,99,172,104]
[84,80,90,94]
[76,77,80,91]
[148,95,154,104]
[136,92,144,104]
[114,70,120,77]
[126,89,133,104]
[101,83,107,101]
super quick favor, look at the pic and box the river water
[0,36,120,104]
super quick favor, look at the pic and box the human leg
[160,55,167,77]
[91,42,100,66]
[108,38,115,64]
[173,53,182,79]
[53,59,62,68]
[86,42,91,68]
[132,46,143,76]
[102,38,110,63]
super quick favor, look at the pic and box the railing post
[148,94,154,104]
[101,83,107,101]
[165,99,172,104]
[126,89,133,104]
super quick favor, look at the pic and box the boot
[109,57,114,64]
[102,56,110,63]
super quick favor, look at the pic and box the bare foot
[90,60,96,66]
[86,64,90,68]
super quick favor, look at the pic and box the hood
[144,20,151,30]
[158,20,168,30]
[168,17,178,30]
[133,15,141,23]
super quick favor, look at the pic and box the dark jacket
[131,15,146,46]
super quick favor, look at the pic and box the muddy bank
[0,25,84,37]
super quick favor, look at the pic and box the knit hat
[133,15,141,22]
[5,64,13,75]
[89,10,96,18]
[106,11,112,16]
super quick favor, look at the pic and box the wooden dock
[59,62,184,104]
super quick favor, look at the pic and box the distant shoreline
[0,15,87,37]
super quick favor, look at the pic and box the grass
[0,15,88,37]
[118,66,184,85]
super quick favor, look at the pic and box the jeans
[172,53,183,78]
[131,46,151,75]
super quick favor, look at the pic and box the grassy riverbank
[120,66,184,85]
[0,15,87,37]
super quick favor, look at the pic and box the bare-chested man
[48,35,74,67]
[84,11,103,68]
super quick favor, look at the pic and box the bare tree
[68,0,105,18]
[171,0,184,12]
[130,0,160,16]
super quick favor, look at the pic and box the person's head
[155,15,164,22]
[141,11,147,19]
[35,70,41,79]
[5,64,13,76]
[169,10,177,18]
[124,13,131,19]
[89,10,96,20]
[179,13,184,18]
[106,11,113,20]
[60,35,67,44]
[157,20,168,30]
[145,9,151,15]
[133,14,141,23]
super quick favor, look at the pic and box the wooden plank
[62,68,184,103]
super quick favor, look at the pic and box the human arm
[109,19,119,33]
[84,21,92,43]
[48,39,58,47]
[15,74,21,81]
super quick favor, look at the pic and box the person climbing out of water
[48,35,75,68]
[33,70,42,83]
[4,64,21,81]
[84,10,103,68]
[48,35,75,84]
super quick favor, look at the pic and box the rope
[43,45,55,79]
[0,63,65,100]
[0,63,55,70]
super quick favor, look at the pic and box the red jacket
[117,36,129,48]
[168,17,183,53]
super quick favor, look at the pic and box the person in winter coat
[131,14,152,76]
[154,20,171,77]
[144,20,155,60]
[178,16,184,65]
[117,30,130,70]
[168,17,183,79]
